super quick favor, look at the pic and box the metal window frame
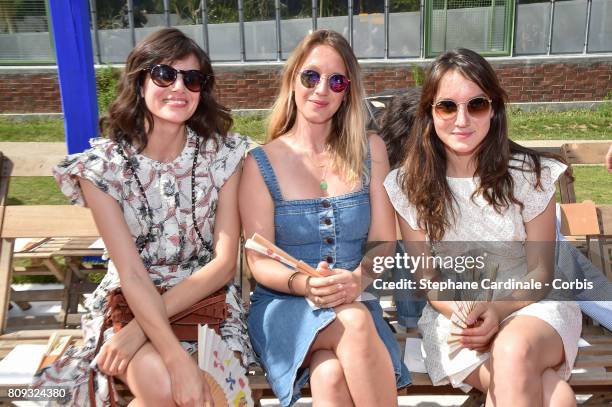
[3,0,606,65]
[424,0,516,58]
[0,0,56,65]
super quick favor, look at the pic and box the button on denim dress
[247,146,411,406]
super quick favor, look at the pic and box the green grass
[0,106,610,205]
[572,166,612,204]
[0,118,65,142]
[231,114,267,143]
[509,105,612,140]
[1,101,610,142]
[8,166,608,206]
[7,177,69,206]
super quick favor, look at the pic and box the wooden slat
[560,202,600,236]
[597,205,612,235]
[0,239,14,334]
[10,289,65,302]
[574,354,612,368]
[0,329,82,339]
[563,142,612,165]
[1,206,98,238]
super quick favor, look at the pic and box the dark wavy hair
[371,88,421,169]
[99,28,232,149]
[399,48,569,241]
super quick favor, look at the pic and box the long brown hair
[267,29,367,185]
[399,48,568,241]
[100,28,232,149]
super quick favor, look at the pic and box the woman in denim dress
[239,30,410,407]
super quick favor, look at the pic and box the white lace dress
[384,156,581,392]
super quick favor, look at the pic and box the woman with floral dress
[34,28,255,406]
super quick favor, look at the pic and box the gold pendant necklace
[308,149,330,192]
[319,161,329,191]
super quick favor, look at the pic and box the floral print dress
[33,128,257,406]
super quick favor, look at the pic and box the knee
[492,335,536,377]
[311,356,345,389]
[335,303,376,337]
[129,357,174,405]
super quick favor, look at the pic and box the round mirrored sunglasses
[299,69,350,93]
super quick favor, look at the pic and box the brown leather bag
[105,286,228,339]
[89,286,228,406]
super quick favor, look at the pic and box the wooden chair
[0,205,98,332]
[559,142,611,204]
[596,204,612,280]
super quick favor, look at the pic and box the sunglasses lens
[467,97,491,116]
[300,70,320,88]
[183,71,204,92]
[434,100,458,119]
[150,65,176,87]
[329,74,349,93]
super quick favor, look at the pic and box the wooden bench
[0,145,610,406]
[529,141,611,204]
[0,148,103,331]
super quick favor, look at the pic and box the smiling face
[432,69,493,160]
[141,53,200,128]
[293,44,348,125]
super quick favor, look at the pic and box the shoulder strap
[249,146,283,202]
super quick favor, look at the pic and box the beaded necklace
[117,135,206,254]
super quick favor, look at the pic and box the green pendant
[319,180,328,190]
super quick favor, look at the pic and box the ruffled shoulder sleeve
[52,138,125,206]
[210,132,252,189]
[510,154,567,223]
[383,168,421,230]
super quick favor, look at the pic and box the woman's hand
[306,262,360,307]
[96,322,146,376]
[458,302,503,352]
[166,352,214,407]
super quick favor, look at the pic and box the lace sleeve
[515,158,567,222]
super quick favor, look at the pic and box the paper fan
[198,324,254,407]
[245,233,321,277]
[447,263,499,359]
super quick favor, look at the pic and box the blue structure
[49,0,98,154]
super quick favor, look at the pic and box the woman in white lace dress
[384,48,581,406]
[33,28,255,406]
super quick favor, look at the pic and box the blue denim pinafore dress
[247,146,411,406]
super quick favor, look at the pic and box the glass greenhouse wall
[0,0,610,64]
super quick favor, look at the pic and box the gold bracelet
[304,276,312,296]
[287,271,300,294]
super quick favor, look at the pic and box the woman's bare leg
[117,342,208,407]
[464,315,574,407]
[305,303,397,406]
[542,368,576,407]
[309,349,354,406]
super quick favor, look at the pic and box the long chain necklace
[117,135,206,254]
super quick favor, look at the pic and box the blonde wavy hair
[266,29,367,185]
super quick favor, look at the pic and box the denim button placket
[318,198,336,268]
